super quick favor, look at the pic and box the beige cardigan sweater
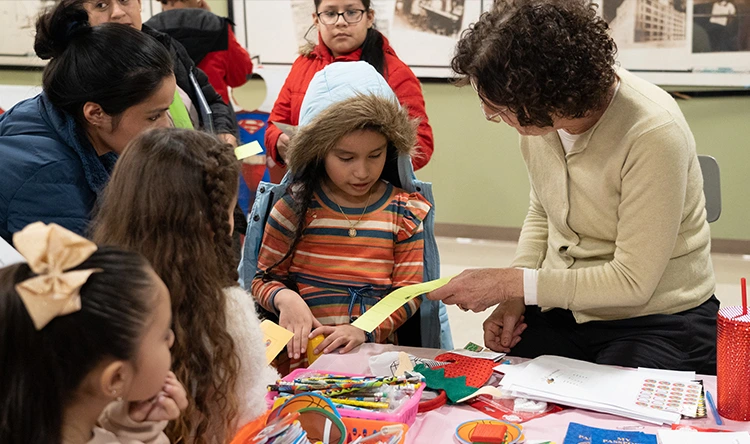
[511,68,715,323]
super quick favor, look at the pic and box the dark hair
[34,0,173,129]
[0,248,156,444]
[91,128,241,444]
[313,0,387,77]
[262,131,398,280]
[451,0,617,127]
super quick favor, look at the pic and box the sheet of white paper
[637,367,696,381]
[499,355,682,424]
[657,430,750,444]
[0,236,24,267]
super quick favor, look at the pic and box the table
[309,343,750,443]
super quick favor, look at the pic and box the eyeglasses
[470,78,507,123]
[479,102,507,123]
[317,9,367,25]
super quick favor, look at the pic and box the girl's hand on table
[309,324,366,354]
[276,289,322,359]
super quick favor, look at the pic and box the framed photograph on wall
[232,0,748,86]
[594,0,749,86]
[232,0,482,78]
[0,0,164,68]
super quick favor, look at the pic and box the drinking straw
[705,390,724,425]
[742,277,747,316]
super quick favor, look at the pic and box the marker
[334,395,387,402]
[329,398,389,409]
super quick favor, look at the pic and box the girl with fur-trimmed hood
[251,61,431,370]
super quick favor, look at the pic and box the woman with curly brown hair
[91,128,278,443]
[429,0,718,374]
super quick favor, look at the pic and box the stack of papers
[657,430,750,444]
[497,356,698,424]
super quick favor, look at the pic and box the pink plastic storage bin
[265,368,425,426]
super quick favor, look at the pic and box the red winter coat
[265,35,434,170]
[198,26,253,104]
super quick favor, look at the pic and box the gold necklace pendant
[324,182,375,239]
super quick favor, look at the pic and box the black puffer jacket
[145,9,229,65]
[143,25,237,137]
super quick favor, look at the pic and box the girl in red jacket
[266,0,434,171]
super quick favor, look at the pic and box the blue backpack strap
[397,156,453,349]
[238,172,292,289]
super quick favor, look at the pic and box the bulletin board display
[0,0,164,67]
[1,0,747,86]
[232,0,749,86]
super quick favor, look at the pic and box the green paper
[169,90,194,129]
[414,364,478,403]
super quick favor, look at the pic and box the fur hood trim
[287,93,417,173]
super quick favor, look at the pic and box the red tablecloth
[309,343,750,443]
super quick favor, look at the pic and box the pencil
[705,390,724,425]
[329,398,390,409]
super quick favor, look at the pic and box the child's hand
[309,324,366,355]
[276,133,290,163]
[129,372,188,423]
[276,289,322,360]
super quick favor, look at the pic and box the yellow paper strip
[235,141,264,160]
[260,319,294,364]
[351,276,453,333]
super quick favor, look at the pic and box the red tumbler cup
[717,306,750,421]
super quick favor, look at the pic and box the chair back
[698,155,721,223]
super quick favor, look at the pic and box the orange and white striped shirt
[252,181,430,347]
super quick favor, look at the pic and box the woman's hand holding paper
[427,268,524,312]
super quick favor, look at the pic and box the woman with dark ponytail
[265,0,434,173]
[0,1,175,244]
[74,0,239,145]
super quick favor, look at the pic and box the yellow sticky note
[394,351,414,376]
[234,141,263,160]
[260,319,294,364]
[351,276,453,333]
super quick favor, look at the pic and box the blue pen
[706,390,724,425]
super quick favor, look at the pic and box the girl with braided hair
[91,128,278,444]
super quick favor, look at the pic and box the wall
[231,79,750,244]
[2,50,748,246]
[206,0,228,16]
